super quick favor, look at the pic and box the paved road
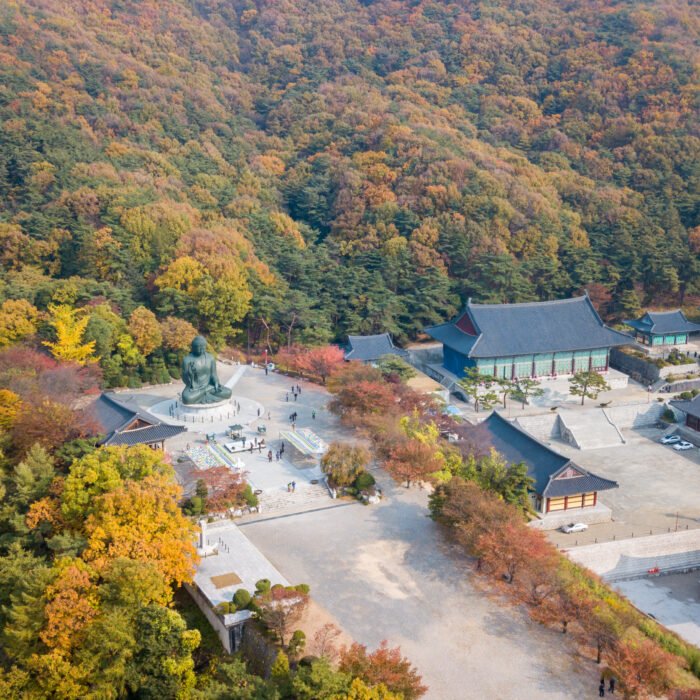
[242,483,599,699]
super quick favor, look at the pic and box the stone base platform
[149,395,265,432]
[529,502,613,531]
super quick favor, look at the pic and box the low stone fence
[610,348,699,384]
[564,529,700,582]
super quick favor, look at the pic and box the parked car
[660,434,681,445]
[672,441,694,451]
[561,522,588,534]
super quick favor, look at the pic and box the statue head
[191,335,207,357]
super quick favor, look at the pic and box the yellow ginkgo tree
[43,304,97,365]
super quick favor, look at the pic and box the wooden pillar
[593,492,597,506]
[531,356,536,378]
[551,356,556,376]
[564,496,568,510]
[545,498,551,513]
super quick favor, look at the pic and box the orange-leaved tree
[339,640,428,700]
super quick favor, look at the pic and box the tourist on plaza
[293,392,297,401]
[291,481,296,492]
[312,410,316,419]
[599,679,605,696]
[285,393,289,401]
[608,678,615,694]
[280,441,285,454]
[267,450,272,462]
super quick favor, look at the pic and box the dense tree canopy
[0,0,697,388]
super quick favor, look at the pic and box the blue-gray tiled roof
[426,295,632,358]
[86,393,185,446]
[625,310,700,336]
[104,423,186,446]
[345,333,408,362]
[456,412,618,498]
[670,395,700,420]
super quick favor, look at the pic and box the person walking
[257,407,261,417]
[608,678,615,694]
[285,393,289,402]
[267,411,271,420]
[297,384,301,394]
[280,441,285,454]
[258,443,262,453]
[291,481,296,492]
[599,679,605,697]
[267,450,272,462]
[293,392,297,401]
[287,483,291,492]
[249,443,253,453]
[312,410,316,420]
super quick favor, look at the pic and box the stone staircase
[254,481,334,518]
[558,408,625,450]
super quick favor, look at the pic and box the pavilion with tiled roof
[426,294,631,379]
[624,310,700,348]
[85,392,186,449]
[344,333,408,363]
[456,412,618,516]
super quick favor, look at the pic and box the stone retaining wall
[564,529,700,581]
[610,348,699,384]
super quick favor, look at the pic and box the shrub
[661,408,676,423]
[243,483,258,507]
[293,583,310,595]
[354,471,376,490]
[344,486,358,496]
[233,588,252,609]
[255,578,271,594]
[215,602,235,615]
[288,630,306,657]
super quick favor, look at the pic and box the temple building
[455,412,619,527]
[344,333,408,364]
[426,295,631,379]
[669,394,700,437]
[85,392,186,450]
[624,310,700,348]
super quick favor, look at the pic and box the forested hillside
[1,0,698,372]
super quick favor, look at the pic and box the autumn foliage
[339,641,428,700]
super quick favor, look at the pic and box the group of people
[287,481,296,492]
[285,384,302,402]
[599,677,615,696]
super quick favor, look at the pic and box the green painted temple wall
[473,348,609,378]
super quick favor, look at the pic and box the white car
[660,434,681,445]
[561,522,588,534]
[672,441,694,451]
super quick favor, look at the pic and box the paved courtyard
[548,427,700,548]
[241,484,600,699]
[114,365,353,507]
[616,572,700,647]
